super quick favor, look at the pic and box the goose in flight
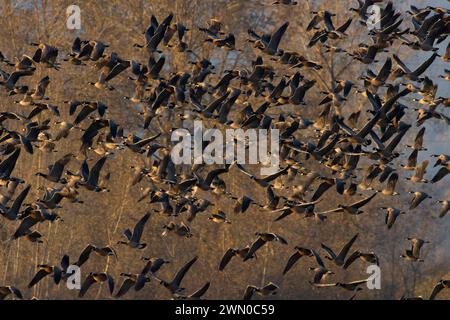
[343,251,379,269]
[173,282,211,300]
[219,246,256,271]
[381,207,406,229]
[409,191,432,210]
[429,280,450,300]
[157,256,198,295]
[243,282,279,300]
[401,237,429,262]
[319,193,377,215]
[117,213,151,249]
[321,234,359,267]
[308,250,334,286]
[252,22,289,56]
[243,232,288,261]
[79,272,114,298]
[283,246,313,275]
[392,52,438,81]
[115,273,151,298]
[436,200,449,218]
[0,286,22,300]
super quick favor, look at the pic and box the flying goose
[0,184,30,221]
[263,185,282,210]
[30,43,60,69]
[253,22,289,56]
[135,13,173,53]
[64,37,91,64]
[436,200,449,218]
[272,0,297,5]
[235,163,290,188]
[431,166,450,184]
[13,54,36,71]
[26,103,60,120]
[115,273,151,298]
[343,251,379,269]
[319,193,377,215]
[336,279,369,291]
[28,255,69,288]
[89,52,130,90]
[76,244,117,267]
[30,75,50,100]
[219,246,256,271]
[124,133,161,153]
[392,53,438,81]
[243,232,288,261]
[401,237,429,262]
[381,172,399,196]
[79,272,114,298]
[117,212,151,249]
[271,199,321,222]
[309,250,334,285]
[199,19,224,37]
[406,160,428,183]
[162,221,192,238]
[0,286,22,300]
[429,280,450,300]
[321,234,359,267]
[401,148,419,171]
[157,256,198,295]
[35,154,74,183]
[307,10,336,31]
[406,127,426,150]
[0,69,34,90]
[408,191,432,210]
[362,57,392,90]
[205,33,238,51]
[73,101,107,125]
[173,282,211,300]
[242,282,279,300]
[78,156,108,191]
[243,282,279,300]
[208,210,231,224]
[431,154,450,168]
[0,148,21,181]
[283,246,313,275]
[141,257,170,275]
[381,207,406,229]
[13,203,61,240]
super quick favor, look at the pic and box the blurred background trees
[0,0,448,299]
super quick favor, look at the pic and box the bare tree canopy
[0,0,448,301]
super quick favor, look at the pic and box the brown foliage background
[0,0,448,299]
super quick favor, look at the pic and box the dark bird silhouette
[0,286,22,300]
[79,272,114,298]
[243,282,278,300]
[157,256,198,295]
[429,280,450,300]
[321,234,359,266]
[219,246,256,271]
[283,247,313,275]
[244,232,288,261]
[118,213,151,249]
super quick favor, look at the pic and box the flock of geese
[0,0,450,300]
